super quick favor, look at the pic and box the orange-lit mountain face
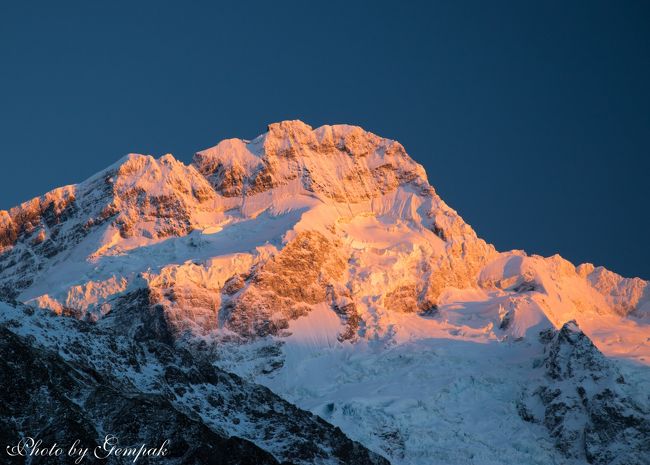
[1,120,647,355]
[1,121,649,464]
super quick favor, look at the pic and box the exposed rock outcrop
[518,321,650,465]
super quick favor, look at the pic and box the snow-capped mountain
[1,120,648,464]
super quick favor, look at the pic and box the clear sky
[1,1,648,279]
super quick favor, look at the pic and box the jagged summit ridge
[193,120,431,202]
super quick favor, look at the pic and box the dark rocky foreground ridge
[0,301,389,465]
[0,327,280,465]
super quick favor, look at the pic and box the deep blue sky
[1,1,648,278]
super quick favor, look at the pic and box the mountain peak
[194,120,430,202]
[266,119,314,137]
